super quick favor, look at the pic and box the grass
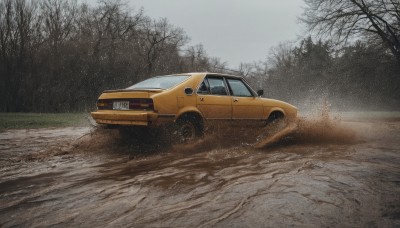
[0,113,91,130]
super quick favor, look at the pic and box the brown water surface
[0,112,399,227]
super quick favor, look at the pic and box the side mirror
[184,87,194,95]
[257,89,264,97]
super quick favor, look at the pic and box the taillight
[129,99,154,110]
[97,99,112,110]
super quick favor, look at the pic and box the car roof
[176,72,243,79]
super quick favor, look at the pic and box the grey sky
[130,0,306,67]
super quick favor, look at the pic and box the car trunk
[97,90,162,111]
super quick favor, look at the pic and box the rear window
[126,75,190,90]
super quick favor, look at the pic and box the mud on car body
[91,72,298,141]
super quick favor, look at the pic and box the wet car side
[91,72,298,141]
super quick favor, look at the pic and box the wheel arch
[176,107,204,121]
[175,107,204,131]
[266,108,286,121]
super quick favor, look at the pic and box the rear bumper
[91,110,159,126]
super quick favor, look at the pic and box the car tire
[267,112,284,124]
[175,117,202,143]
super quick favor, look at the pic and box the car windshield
[126,75,190,90]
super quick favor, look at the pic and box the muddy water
[0,113,400,227]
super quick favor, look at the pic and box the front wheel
[267,112,284,124]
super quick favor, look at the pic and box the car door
[226,78,263,120]
[196,76,232,120]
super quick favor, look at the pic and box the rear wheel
[175,115,203,143]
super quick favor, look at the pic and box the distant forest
[1,0,399,112]
[244,38,400,110]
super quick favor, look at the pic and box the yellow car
[91,72,297,141]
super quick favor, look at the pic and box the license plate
[113,101,129,110]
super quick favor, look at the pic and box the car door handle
[200,97,205,101]
[233,98,239,102]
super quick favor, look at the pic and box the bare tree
[0,0,42,111]
[183,44,209,71]
[138,18,188,76]
[207,57,227,73]
[302,0,400,64]
[41,0,77,54]
[0,0,195,112]
[268,42,295,70]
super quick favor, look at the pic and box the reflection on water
[0,113,399,227]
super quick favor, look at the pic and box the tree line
[243,37,400,110]
[242,0,400,110]
[0,0,225,112]
[1,0,399,112]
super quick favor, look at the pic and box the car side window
[208,77,228,95]
[227,79,253,97]
[197,78,210,94]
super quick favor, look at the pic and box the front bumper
[91,110,159,126]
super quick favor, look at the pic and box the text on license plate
[113,101,129,110]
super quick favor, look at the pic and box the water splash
[21,104,358,161]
